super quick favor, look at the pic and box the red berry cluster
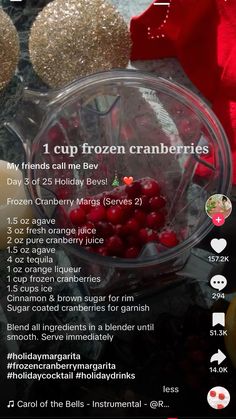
[69,178,179,258]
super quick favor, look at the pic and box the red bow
[131,0,236,183]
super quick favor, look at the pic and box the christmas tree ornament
[29,0,131,88]
[112,172,120,187]
[0,8,19,91]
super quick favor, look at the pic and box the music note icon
[7,400,14,408]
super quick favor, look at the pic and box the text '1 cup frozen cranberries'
[68,177,179,258]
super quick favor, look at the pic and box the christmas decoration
[130,0,236,183]
[112,172,120,187]
[29,0,131,88]
[0,8,19,91]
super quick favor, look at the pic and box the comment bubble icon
[210,275,227,291]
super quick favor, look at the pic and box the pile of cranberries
[69,177,179,258]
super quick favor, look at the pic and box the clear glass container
[8,70,232,296]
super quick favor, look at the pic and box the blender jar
[9,70,232,296]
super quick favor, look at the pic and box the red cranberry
[48,125,63,142]
[134,209,147,226]
[96,246,108,256]
[139,195,150,211]
[79,201,92,213]
[77,222,96,241]
[107,206,125,224]
[159,231,179,247]
[114,224,123,236]
[146,212,166,229]
[149,195,166,210]
[124,218,140,234]
[87,206,106,223]
[59,117,69,129]
[106,235,124,256]
[141,179,160,198]
[125,181,142,198]
[56,187,71,200]
[96,221,113,238]
[127,235,141,247]
[139,228,159,244]
[124,247,140,258]
[69,207,86,226]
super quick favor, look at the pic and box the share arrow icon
[210,349,226,365]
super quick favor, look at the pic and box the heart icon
[210,238,227,254]
[123,176,133,186]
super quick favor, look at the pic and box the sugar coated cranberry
[134,209,146,226]
[146,212,165,229]
[141,178,160,198]
[125,247,140,258]
[96,221,113,238]
[210,391,216,398]
[69,207,86,226]
[139,228,159,244]
[125,181,142,198]
[149,195,166,210]
[159,231,179,248]
[87,206,106,223]
[217,404,224,410]
[106,235,124,256]
[107,206,125,224]
[218,393,225,401]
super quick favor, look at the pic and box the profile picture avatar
[205,194,232,219]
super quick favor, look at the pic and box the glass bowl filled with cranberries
[23,70,231,294]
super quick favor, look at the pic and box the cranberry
[134,209,147,226]
[79,201,92,213]
[124,247,140,258]
[139,195,150,211]
[59,117,69,129]
[210,391,216,398]
[139,228,159,244]
[96,246,108,256]
[159,231,179,248]
[127,235,141,247]
[125,181,142,199]
[149,195,166,210]
[87,206,106,223]
[114,224,123,236]
[56,187,71,200]
[124,218,140,234]
[107,206,125,224]
[141,178,160,198]
[219,393,225,401]
[106,235,124,256]
[69,208,86,226]
[48,125,63,142]
[146,212,165,229]
[96,221,113,238]
[77,222,96,242]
